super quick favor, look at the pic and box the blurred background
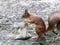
[0,0,60,45]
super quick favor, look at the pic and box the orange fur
[22,9,46,38]
[22,9,60,39]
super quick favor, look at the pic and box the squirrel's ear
[24,9,29,14]
[21,9,30,18]
[24,9,30,16]
[25,9,28,13]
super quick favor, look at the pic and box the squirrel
[21,9,60,39]
[47,11,60,34]
[21,9,47,39]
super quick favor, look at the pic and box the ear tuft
[24,9,30,15]
[25,9,28,12]
[25,9,28,13]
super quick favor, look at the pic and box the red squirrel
[21,9,60,39]
[21,9,46,38]
[47,11,60,34]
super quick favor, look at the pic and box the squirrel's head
[21,9,36,24]
[21,9,30,19]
